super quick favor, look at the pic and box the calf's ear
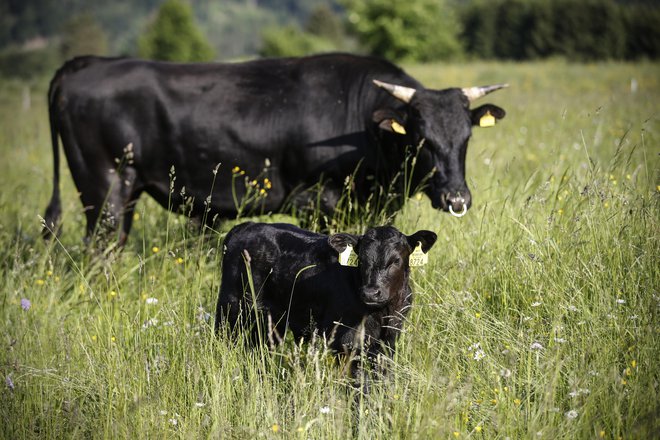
[407,230,437,253]
[471,104,506,126]
[328,233,360,253]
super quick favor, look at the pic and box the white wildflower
[531,301,542,307]
[473,349,486,361]
[565,410,578,419]
[145,297,158,305]
[554,337,567,343]
[319,406,331,414]
[500,368,512,378]
[530,342,544,350]
[195,402,206,408]
[142,318,159,329]
[567,305,578,312]
[616,298,626,304]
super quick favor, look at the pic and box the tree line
[0,0,657,78]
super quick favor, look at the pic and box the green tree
[343,0,462,62]
[60,13,109,59]
[260,25,335,57]
[260,5,353,58]
[305,5,344,44]
[139,0,214,62]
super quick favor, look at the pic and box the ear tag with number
[390,120,407,134]
[338,244,359,267]
[479,111,495,128]
[408,242,429,267]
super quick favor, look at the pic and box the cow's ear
[328,233,360,253]
[372,108,407,135]
[407,230,437,253]
[471,104,506,127]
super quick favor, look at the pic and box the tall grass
[0,61,658,438]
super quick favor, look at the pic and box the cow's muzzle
[448,195,469,217]
[437,191,472,217]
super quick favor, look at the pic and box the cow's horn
[461,84,509,102]
[373,79,416,103]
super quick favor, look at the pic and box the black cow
[43,53,506,244]
[215,222,437,378]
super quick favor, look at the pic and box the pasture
[1,60,658,438]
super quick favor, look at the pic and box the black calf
[215,222,437,376]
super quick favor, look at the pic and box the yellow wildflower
[475,426,482,433]
[453,432,460,438]
[36,279,45,286]
[557,209,564,215]
[91,335,97,342]
[133,212,140,221]
[232,166,241,174]
[46,270,53,277]
[475,312,481,319]
[631,360,637,368]
[176,257,184,264]
[271,424,280,433]
[600,431,606,438]
[259,188,266,196]
[152,246,159,253]
[514,398,521,405]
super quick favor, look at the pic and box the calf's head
[372,80,507,217]
[329,226,437,307]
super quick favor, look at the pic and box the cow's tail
[42,69,63,240]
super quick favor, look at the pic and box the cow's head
[372,80,507,217]
[329,226,437,307]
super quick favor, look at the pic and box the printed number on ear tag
[338,244,359,267]
[409,242,429,267]
[391,120,407,135]
[479,111,495,128]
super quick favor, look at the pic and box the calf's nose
[362,286,384,304]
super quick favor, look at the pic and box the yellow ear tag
[338,244,359,267]
[391,120,407,135]
[409,242,429,267]
[479,111,495,128]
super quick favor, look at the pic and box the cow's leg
[116,168,143,247]
[78,166,141,247]
[289,183,343,230]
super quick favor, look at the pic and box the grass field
[1,60,658,439]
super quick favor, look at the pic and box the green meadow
[1,61,658,438]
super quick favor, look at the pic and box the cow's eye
[387,257,401,268]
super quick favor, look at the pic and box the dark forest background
[1,0,658,77]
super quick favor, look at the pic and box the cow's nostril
[446,193,471,217]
